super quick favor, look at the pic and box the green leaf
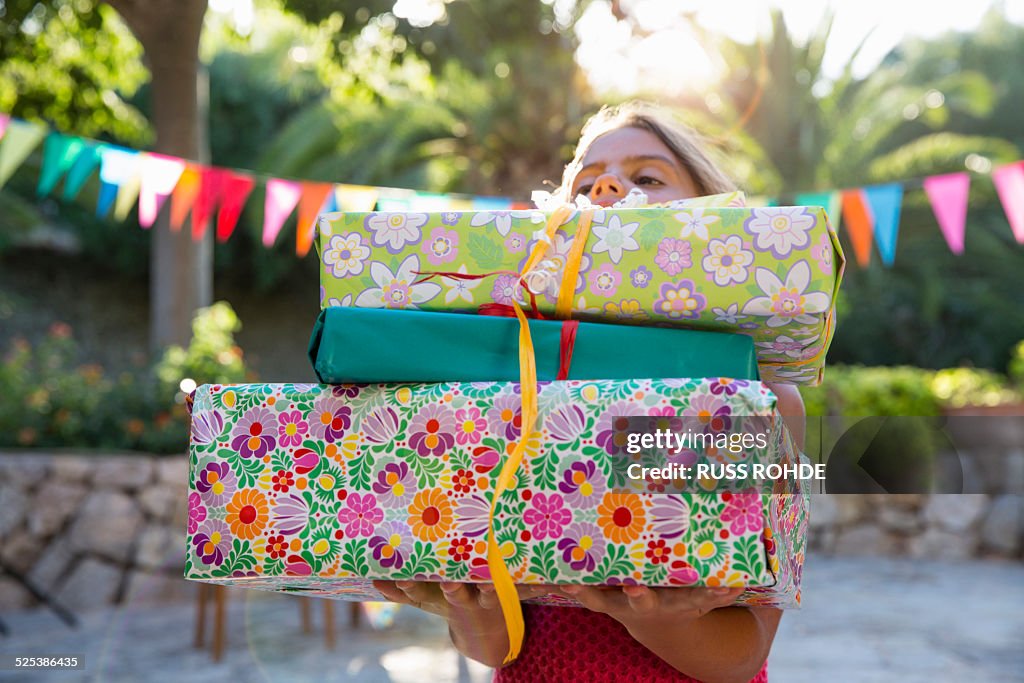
[409,454,444,486]
[467,232,505,270]
[528,540,559,582]
[340,539,370,576]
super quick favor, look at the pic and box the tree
[99,0,211,352]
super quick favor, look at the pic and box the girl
[375,101,805,683]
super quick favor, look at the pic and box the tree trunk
[105,0,212,353]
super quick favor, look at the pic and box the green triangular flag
[38,133,86,196]
[796,191,841,229]
[62,141,105,201]
[0,119,48,189]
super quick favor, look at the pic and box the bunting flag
[992,161,1024,244]
[922,173,970,255]
[96,146,138,217]
[796,191,841,230]
[471,196,513,210]
[841,189,875,267]
[410,192,450,211]
[192,166,228,240]
[216,171,256,242]
[862,183,903,267]
[335,184,379,212]
[295,182,335,257]
[112,153,144,222]
[138,153,187,228]
[169,164,202,231]
[63,141,104,201]
[376,187,416,211]
[4,113,1023,265]
[0,119,47,188]
[37,133,86,197]
[263,178,302,247]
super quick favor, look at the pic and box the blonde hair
[558,101,736,201]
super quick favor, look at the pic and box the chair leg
[194,583,209,648]
[323,601,335,650]
[300,598,313,634]
[349,602,361,630]
[212,585,227,662]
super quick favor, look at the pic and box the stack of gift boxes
[185,191,844,646]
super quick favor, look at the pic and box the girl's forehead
[579,127,678,169]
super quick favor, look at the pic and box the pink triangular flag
[923,173,970,255]
[0,114,9,140]
[263,178,302,247]
[138,153,186,228]
[992,161,1024,244]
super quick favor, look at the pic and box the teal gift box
[308,307,760,384]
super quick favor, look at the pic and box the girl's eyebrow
[576,154,680,177]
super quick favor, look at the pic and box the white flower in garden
[590,214,640,264]
[354,255,441,309]
[323,233,371,278]
[741,262,831,328]
[470,210,543,237]
[702,235,754,285]
[712,303,746,324]
[441,264,482,304]
[673,208,719,240]
[366,213,429,252]
[743,207,815,257]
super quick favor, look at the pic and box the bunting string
[0,114,1022,265]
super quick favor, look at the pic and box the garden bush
[0,301,253,454]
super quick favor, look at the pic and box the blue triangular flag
[862,183,903,267]
[471,196,513,210]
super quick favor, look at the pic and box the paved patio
[1,554,1022,682]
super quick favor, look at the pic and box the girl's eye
[576,184,593,196]
[635,176,663,186]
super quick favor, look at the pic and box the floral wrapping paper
[317,202,843,386]
[184,379,807,608]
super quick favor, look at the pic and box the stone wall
[0,452,190,612]
[1,451,1021,613]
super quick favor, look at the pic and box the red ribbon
[557,320,579,380]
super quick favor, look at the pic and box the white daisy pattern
[743,207,815,258]
[353,254,441,310]
[323,233,371,278]
[441,264,482,304]
[702,235,754,285]
[740,262,832,328]
[365,213,429,253]
[590,214,640,264]
[712,303,746,325]
[470,210,544,237]
[673,209,719,240]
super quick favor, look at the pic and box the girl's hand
[558,585,744,631]
[373,580,557,668]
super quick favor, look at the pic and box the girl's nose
[590,173,625,205]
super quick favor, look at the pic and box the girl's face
[570,126,699,207]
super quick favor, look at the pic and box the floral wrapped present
[317,201,843,385]
[308,307,760,384]
[185,380,807,610]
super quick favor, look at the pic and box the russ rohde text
[626,462,827,481]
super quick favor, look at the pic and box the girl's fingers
[439,582,476,608]
[395,580,438,607]
[372,580,417,606]
[622,585,659,614]
[560,585,627,614]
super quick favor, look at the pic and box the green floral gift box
[185,379,807,608]
[317,202,843,385]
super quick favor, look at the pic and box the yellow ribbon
[485,206,594,664]
[556,210,595,318]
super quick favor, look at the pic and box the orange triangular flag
[169,164,202,232]
[841,189,875,268]
[296,182,334,257]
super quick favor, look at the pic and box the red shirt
[492,605,769,683]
